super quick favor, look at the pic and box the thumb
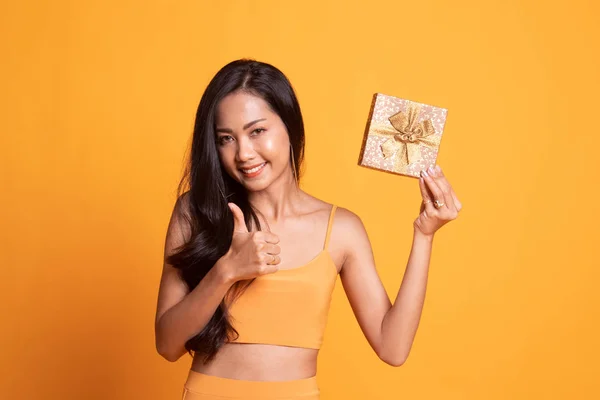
[228,202,249,233]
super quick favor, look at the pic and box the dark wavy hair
[166,59,306,362]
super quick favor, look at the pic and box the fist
[223,203,281,282]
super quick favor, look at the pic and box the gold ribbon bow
[369,103,440,172]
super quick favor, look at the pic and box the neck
[247,169,303,223]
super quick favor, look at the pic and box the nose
[235,136,256,162]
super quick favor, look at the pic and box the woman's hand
[219,203,281,283]
[413,164,462,238]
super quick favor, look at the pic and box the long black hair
[166,59,306,362]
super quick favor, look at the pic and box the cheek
[262,136,289,165]
[262,137,277,153]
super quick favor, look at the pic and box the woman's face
[215,91,292,192]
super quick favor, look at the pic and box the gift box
[359,93,448,178]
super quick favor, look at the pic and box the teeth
[242,163,265,174]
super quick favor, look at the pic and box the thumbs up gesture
[222,203,281,282]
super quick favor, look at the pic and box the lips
[239,162,267,177]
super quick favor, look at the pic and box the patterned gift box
[359,93,448,178]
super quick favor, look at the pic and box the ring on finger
[434,199,445,209]
[423,199,432,205]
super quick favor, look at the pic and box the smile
[240,162,267,177]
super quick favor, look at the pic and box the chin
[242,181,271,192]
[234,172,271,192]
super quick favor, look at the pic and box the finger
[260,253,281,266]
[447,187,462,212]
[430,165,456,210]
[419,174,433,202]
[267,254,281,266]
[261,260,280,275]
[452,193,462,212]
[433,165,462,211]
[228,202,249,233]
[255,230,280,244]
[418,174,436,215]
[421,167,446,209]
[263,243,281,255]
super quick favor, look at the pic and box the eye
[250,128,266,136]
[217,135,234,145]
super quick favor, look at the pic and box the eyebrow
[215,118,267,133]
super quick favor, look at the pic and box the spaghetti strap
[323,205,337,250]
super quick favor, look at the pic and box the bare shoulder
[174,190,193,221]
[328,206,370,273]
[156,192,193,324]
[166,191,193,253]
[332,206,364,229]
[331,206,368,249]
[299,192,365,232]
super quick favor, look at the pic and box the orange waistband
[184,370,320,398]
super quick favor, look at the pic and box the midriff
[191,343,319,381]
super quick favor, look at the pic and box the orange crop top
[226,205,339,349]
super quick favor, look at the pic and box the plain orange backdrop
[2,1,599,399]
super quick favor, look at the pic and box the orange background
[2,1,599,399]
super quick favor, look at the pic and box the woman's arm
[338,165,461,366]
[154,196,233,362]
[378,229,433,365]
[154,197,282,362]
[337,208,410,366]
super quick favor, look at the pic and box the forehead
[215,92,274,126]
